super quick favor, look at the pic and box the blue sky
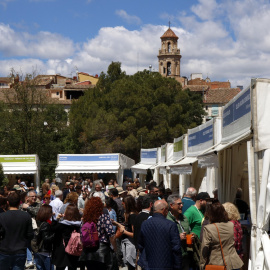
[0,0,270,87]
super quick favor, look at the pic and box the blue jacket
[138,213,182,270]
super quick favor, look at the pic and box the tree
[69,63,205,162]
[0,71,69,179]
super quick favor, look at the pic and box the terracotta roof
[183,85,209,92]
[161,28,178,39]
[0,77,11,83]
[203,88,241,104]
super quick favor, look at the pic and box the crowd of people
[0,176,249,270]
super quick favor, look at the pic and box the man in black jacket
[0,192,34,269]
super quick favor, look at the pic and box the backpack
[81,222,99,250]
[31,222,45,253]
[64,230,83,256]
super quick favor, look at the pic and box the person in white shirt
[49,190,63,220]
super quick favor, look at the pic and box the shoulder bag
[205,223,227,270]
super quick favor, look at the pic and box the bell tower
[158,25,181,78]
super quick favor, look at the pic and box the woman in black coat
[52,203,81,270]
[34,204,55,270]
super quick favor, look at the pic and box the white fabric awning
[3,166,38,174]
[131,163,153,174]
[55,165,120,174]
[197,131,252,168]
[169,157,198,175]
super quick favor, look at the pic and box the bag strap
[213,223,227,269]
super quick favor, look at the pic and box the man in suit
[138,199,182,270]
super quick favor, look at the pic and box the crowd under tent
[55,153,135,186]
[131,148,158,184]
[0,155,40,191]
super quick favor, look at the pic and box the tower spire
[169,21,171,28]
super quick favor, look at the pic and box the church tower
[158,26,181,78]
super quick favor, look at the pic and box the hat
[137,187,146,193]
[196,192,210,201]
[107,185,115,190]
[116,187,126,195]
[139,192,147,197]
[66,182,70,186]
[13,184,22,190]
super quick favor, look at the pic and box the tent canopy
[55,153,134,174]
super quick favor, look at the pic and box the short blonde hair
[223,202,240,221]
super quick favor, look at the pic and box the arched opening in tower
[167,62,171,76]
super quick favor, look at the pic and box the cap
[139,192,147,197]
[196,192,210,201]
[13,184,22,190]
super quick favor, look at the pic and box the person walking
[34,204,55,270]
[138,199,182,270]
[184,192,210,238]
[200,203,243,270]
[80,196,117,270]
[52,204,81,270]
[0,192,34,270]
[166,194,193,270]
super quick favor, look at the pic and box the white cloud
[191,0,220,20]
[2,0,270,88]
[0,23,74,59]
[115,10,142,25]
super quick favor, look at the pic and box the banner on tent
[187,119,214,156]
[173,136,184,161]
[140,148,157,165]
[222,86,251,143]
[161,144,166,163]
[59,155,119,162]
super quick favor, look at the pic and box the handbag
[115,226,124,239]
[205,223,227,270]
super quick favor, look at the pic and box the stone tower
[158,27,181,78]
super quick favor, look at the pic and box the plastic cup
[186,234,192,245]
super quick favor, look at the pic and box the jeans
[0,253,26,270]
[34,253,54,270]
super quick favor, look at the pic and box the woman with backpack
[51,203,81,270]
[80,196,117,270]
[34,204,55,270]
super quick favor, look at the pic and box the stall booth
[169,119,216,195]
[0,155,40,191]
[55,153,135,187]
[246,78,270,270]
[131,148,158,185]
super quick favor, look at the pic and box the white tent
[248,78,270,270]
[55,153,135,186]
[170,119,217,193]
[0,155,40,190]
[131,148,158,184]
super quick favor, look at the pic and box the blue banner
[188,124,213,147]
[141,150,157,159]
[59,155,119,162]
[223,88,251,128]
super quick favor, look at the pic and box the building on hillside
[77,72,99,86]
[0,77,12,88]
[187,74,231,89]
[183,85,241,121]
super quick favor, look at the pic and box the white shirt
[50,198,63,220]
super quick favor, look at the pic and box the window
[163,67,166,74]
[212,105,219,116]
[168,42,171,52]
[56,92,59,95]
[167,62,171,76]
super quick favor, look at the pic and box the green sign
[174,139,183,153]
[0,156,36,163]
[161,145,166,157]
